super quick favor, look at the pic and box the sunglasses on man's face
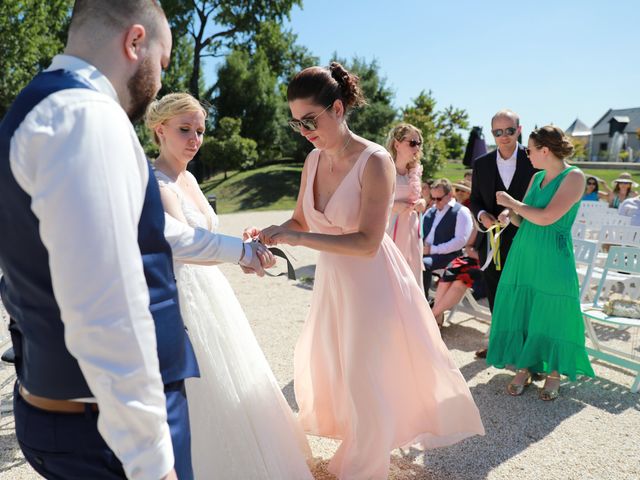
[492,127,517,138]
[405,139,422,148]
[431,195,445,202]
[288,105,331,132]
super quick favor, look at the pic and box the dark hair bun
[287,63,367,113]
[329,62,366,110]
[529,125,574,160]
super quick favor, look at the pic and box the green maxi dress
[486,167,594,381]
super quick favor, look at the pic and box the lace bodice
[154,169,219,233]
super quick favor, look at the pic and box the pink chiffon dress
[387,171,424,289]
[294,144,485,480]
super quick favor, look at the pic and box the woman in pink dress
[385,123,427,288]
[258,63,484,480]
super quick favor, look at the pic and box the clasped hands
[239,233,276,277]
[244,225,299,248]
[478,191,517,229]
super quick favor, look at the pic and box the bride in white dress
[145,93,312,479]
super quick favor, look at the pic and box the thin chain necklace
[328,133,352,173]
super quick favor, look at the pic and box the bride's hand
[260,225,300,246]
[243,226,261,241]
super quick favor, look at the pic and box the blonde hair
[385,123,424,169]
[145,92,207,145]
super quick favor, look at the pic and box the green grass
[435,161,639,186]
[201,163,303,214]
[202,161,639,214]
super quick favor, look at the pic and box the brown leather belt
[19,385,98,414]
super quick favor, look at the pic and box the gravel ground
[1,209,640,479]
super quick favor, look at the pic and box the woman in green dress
[486,125,594,401]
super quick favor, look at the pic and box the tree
[212,48,282,160]
[200,117,258,178]
[0,0,72,117]
[437,105,469,160]
[161,0,301,100]
[252,20,318,83]
[569,137,588,161]
[331,56,397,146]
[401,90,469,179]
[402,91,447,179]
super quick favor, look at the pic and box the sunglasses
[492,127,517,138]
[288,105,331,132]
[431,195,446,202]
[586,181,597,186]
[405,139,422,148]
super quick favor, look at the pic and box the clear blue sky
[281,0,639,142]
[203,1,639,144]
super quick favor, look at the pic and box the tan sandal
[539,374,562,401]
[507,369,532,396]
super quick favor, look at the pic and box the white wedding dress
[155,171,313,480]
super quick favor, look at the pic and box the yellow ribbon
[487,224,502,271]
[478,221,508,271]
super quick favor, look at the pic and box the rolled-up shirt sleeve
[10,91,173,480]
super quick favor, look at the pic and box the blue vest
[0,70,198,399]
[422,202,463,252]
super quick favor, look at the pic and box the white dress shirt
[496,146,518,189]
[477,145,519,222]
[8,55,242,480]
[425,199,473,254]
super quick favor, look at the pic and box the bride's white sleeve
[164,213,244,264]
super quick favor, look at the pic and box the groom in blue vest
[0,1,272,479]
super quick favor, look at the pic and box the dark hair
[585,176,599,193]
[70,0,165,39]
[529,125,574,160]
[287,62,367,112]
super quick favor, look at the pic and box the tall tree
[402,91,448,179]
[162,0,301,100]
[331,56,397,146]
[0,0,72,117]
[212,48,282,160]
[402,90,469,178]
[437,105,469,160]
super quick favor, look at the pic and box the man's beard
[126,57,157,122]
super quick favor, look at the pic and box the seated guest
[618,196,640,226]
[431,227,481,327]
[582,176,608,202]
[421,179,434,209]
[422,178,473,298]
[453,179,472,207]
[607,172,637,208]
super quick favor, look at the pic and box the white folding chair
[581,246,640,393]
[571,222,587,241]
[574,239,598,302]
[575,201,608,223]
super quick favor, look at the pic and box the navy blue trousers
[13,380,193,479]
